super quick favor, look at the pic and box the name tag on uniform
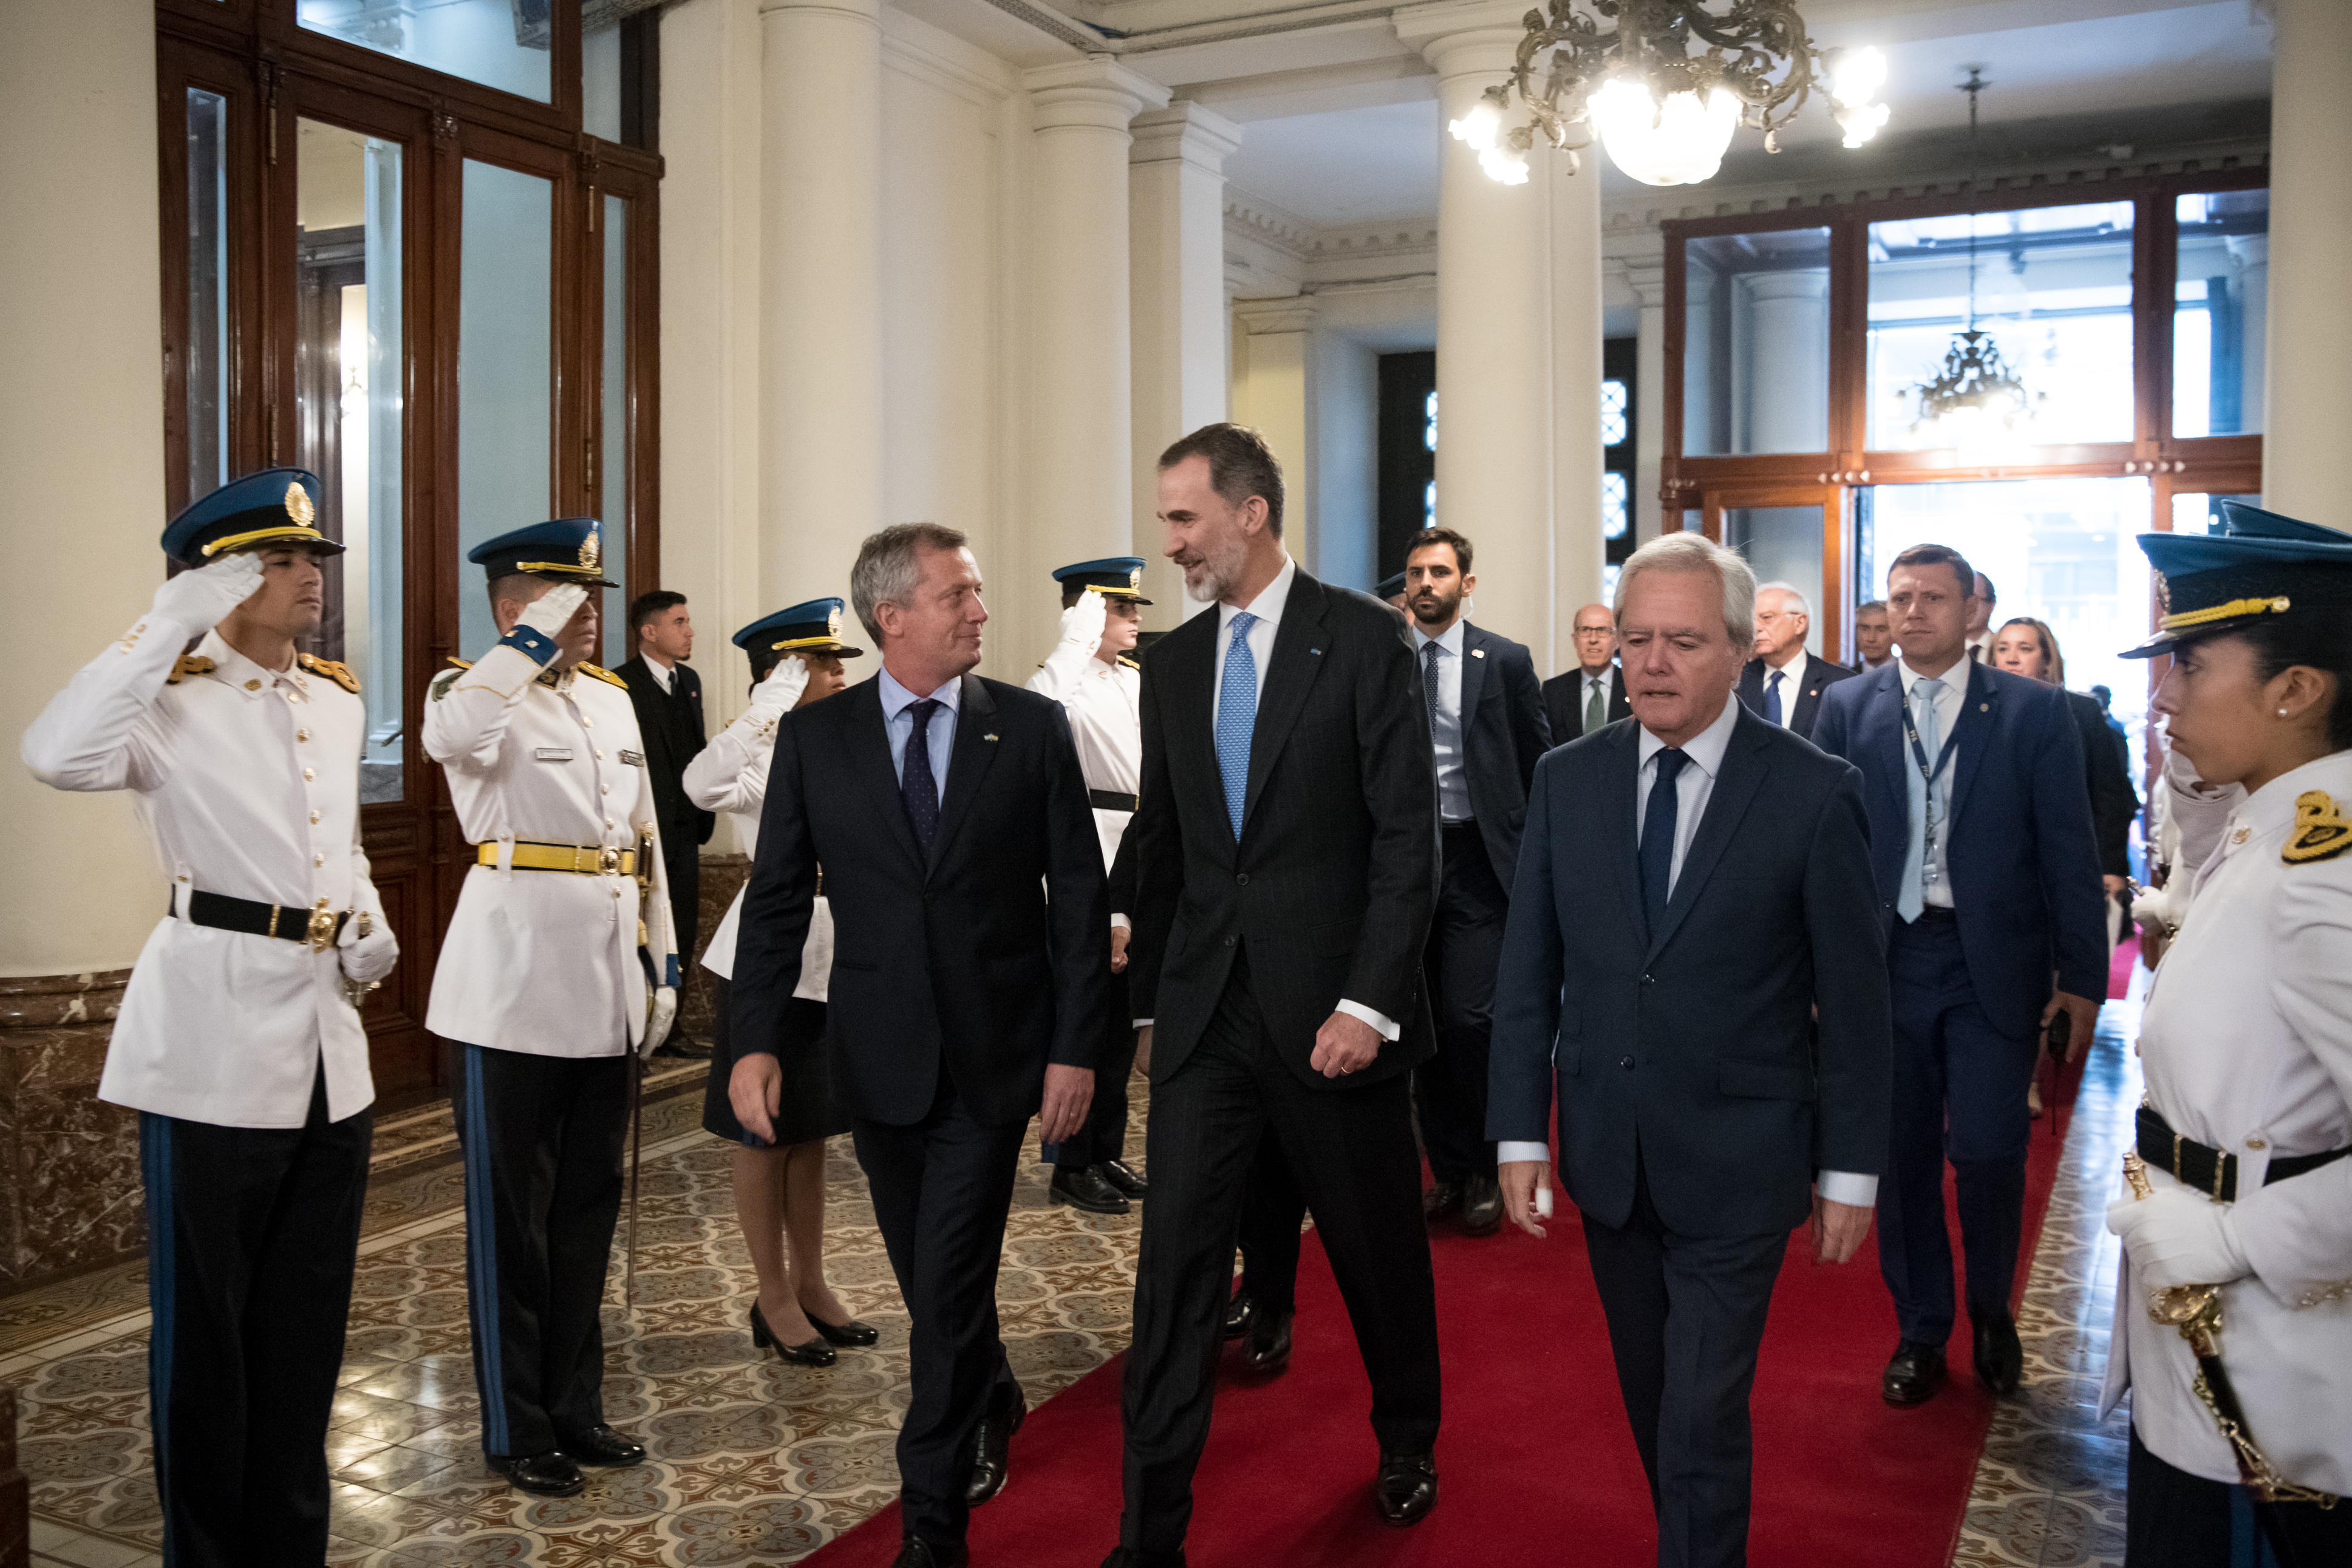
[536,747,574,762]
[620,748,646,766]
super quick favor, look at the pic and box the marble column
[1740,268,1830,455]
[1025,59,1171,611]
[1130,101,1241,620]
[1231,296,1320,570]
[1550,159,1605,656]
[759,0,887,613]
[2262,0,2351,524]
[1396,1,1561,661]
[1626,254,1669,547]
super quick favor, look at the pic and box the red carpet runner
[804,1085,2078,1568]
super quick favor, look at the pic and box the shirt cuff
[1498,1140,1550,1165]
[1132,1018,1153,1029]
[1110,913,1130,932]
[1335,999,1401,1041]
[1816,1170,1879,1208]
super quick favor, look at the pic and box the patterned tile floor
[11,1009,2149,1567]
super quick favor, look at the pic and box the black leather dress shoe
[653,1033,714,1060]
[1099,1159,1149,1199]
[750,1301,836,1367]
[890,1536,969,1568]
[1099,1547,1186,1568]
[1050,1164,1132,1215]
[1972,1311,2023,1396]
[1461,1174,1504,1235]
[1222,1287,1253,1340]
[1374,1451,1439,1526]
[964,1382,1027,1507]
[486,1450,585,1496]
[1881,1340,1947,1406]
[1242,1307,1294,1374]
[808,1311,880,1348]
[1422,1181,1462,1219]
[557,1424,645,1467]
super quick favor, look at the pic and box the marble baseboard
[0,974,138,1301]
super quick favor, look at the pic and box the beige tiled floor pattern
[12,1017,2150,1567]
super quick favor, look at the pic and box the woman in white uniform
[2102,502,2352,1567]
[687,599,874,1367]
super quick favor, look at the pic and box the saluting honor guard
[2102,503,2352,1567]
[22,469,397,1568]
[1029,557,1153,1215]
[423,517,680,1499]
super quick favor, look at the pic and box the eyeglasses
[1573,627,1614,638]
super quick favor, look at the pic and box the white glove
[337,910,400,984]
[151,552,265,635]
[641,986,678,1058]
[2107,1185,2251,1292]
[1058,587,1108,650]
[748,654,809,718]
[514,582,589,652]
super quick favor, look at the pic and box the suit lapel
[1606,721,1646,938]
[848,678,925,873]
[1791,658,1822,735]
[1457,624,1488,734]
[1239,573,1331,836]
[927,675,1000,876]
[1945,660,1996,828]
[1646,707,1771,961]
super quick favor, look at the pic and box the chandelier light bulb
[1478,143,1532,185]
[1835,100,1890,148]
[1448,97,1503,153]
[1829,46,1889,109]
[1587,77,1742,187]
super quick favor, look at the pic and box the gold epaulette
[299,653,360,693]
[167,655,214,685]
[2283,791,2352,865]
[444,656,474,670]
[1117,656,1140,670]
[578,663,630,691]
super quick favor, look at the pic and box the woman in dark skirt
[685,604,873,1367]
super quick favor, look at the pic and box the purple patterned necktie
[901,698,942,849]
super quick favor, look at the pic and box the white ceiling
[1222,98,1444,228]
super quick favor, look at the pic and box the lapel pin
[1471,648,1487,659]
[1311,647,1323,656]
[984,732,1000,742]
[1979,702,1989,712]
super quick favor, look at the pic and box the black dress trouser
[1056,967,1137,1170]
[1412,819,1510,1184]
[2126,1423,2352,1568]
[664,830,700,979]
[1119,944,1441,1554]
[139,1065,372,1568]
[451,1043,631,1459]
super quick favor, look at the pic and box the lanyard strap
[1899,682,1961,799]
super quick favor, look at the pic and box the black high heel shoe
[749,1301,836,1367]
[807,1309,880,1348]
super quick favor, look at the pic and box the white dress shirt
[683,689,831,1000]
[23,628,384,1127]
[1759,649,1811,729]
[878,664,960,803]
[1897,655,1967,911]
[1410,618,1472,823]
[1499,693,1876,1206]
[641,653,675,695]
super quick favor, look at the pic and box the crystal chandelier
[1447,1,1890,187]
[1906,69,2039,449]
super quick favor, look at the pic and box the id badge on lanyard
[1901,684,1960,886]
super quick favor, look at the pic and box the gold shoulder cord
[2282,792,2352,865]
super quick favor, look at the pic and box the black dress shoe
[1099,1159,1149,1199]
[808,1310,880,1348]
[1374,1450,1439,1526]
[1972,1311,2023,1396]
[486,1450,585,1496]
[1461,1174,1504,1235]
[1422,1181,1462,1219]
[964,1382,1027,1507]
[890,1536,969,1568]
[653,1032,714,1060]
[557,1423,645,1467]
[1099,1548,1186,1568]
[1050,1164,1132,1215]
[749,1301,836,1367]
[1881,1340,1947,1406]
[1222,1287,1254,1340]
[1242,1307,1294,1374]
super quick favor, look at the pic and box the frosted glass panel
[299,0,552,103]
[599,194,630,669]
[1683,228,1832,457]
[458,159,553,662]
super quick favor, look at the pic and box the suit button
[1640,973,1654,986]
[1235,873,1249,885]
[1225,935,1237,947]
[1619,1055,1635,1070]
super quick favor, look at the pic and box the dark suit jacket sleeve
[1344,611,1440,1025]
[683,665,716,845]
[1040,702,1113,1070]
[1487,748,1564,1145]
[1803,764,1892,1177]
[1107,814,1137,919]
[1541,677,1574,747]
[728,710,816,1060]
[2070,694,2136,877]
[2028,690,2112,1001]
[1502,643,1550,787]
[1127,661,1181,1022]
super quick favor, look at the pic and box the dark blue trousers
[1877,911,2039,1345]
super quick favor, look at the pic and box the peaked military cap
[1053,556,1153,604]
[466,517,618,587]
[2122,502,2352,658]
[732,598,864,659]
[160,468,341,567]
[1375,571,1406,601]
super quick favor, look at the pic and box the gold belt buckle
[599,844,622,876]
[305,898,338,952]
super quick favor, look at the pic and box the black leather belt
[178,889,352,950]
[2137,1104,2350,1203]
[1089,789,1139,813]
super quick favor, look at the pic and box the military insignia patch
[578,663,630,690]
[299,653,361,693]
[285,480,315,528]
[579,531,601,573]
[167,655,215,685]
[2283,790,2352,865]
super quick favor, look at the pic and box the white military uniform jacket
[423,644,678,1058]
[1026,636,1139,879]
[22,627,382,1127]
[683,692,831,999]
[2101,750,2352,1495]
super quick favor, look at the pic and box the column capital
[1130,101,1243,174]
[1024,56,1173,134]
[1392,0,1535,79]
[1233,293,1319,336]
[1621,254,1669,308]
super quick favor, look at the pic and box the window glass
[584,22,622,141]
[1601,472,1629,542]
[2173,191,2267,438]
[1683,228,1831,456]
[457,159,554,663]
[1600,378,1629,448]
[599,194,630,669]
[186,89,231,503]
[1867,201,2135,449]
[1725,506,1824,655]
[295,120,405,802]
[299,0,553,104]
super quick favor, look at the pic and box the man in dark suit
[1812,544,2105,1408]
[1400,525,1549,1233]
[1491,533,1890,1568]
[620,591,716,1056]
[729,523,1109,1568]
[1105,424,1442,1568]
[1735,581,1858,742]
[1543,599,1632,742]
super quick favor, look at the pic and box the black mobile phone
[2044,1007,2072,1064]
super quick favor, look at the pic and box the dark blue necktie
[901,698,942,850]
[1638,748,1689,937]
[1764,669,1784,726]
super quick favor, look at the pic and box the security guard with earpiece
[22,468,397,1568]
[424,516,680,1498]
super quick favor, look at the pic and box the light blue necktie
[1764,669,1784,726]
[1897,676,1945,922]
[1216,612,1260,839]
